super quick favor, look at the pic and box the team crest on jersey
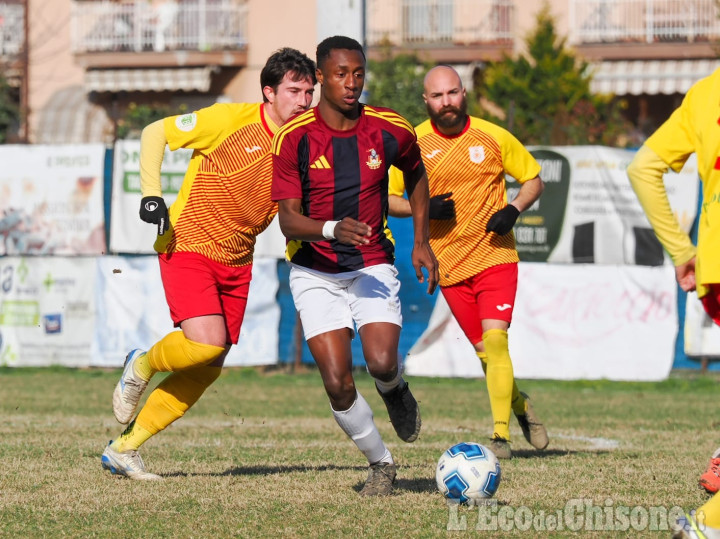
[366,149,382,170]
[469,146,485,163]
[175,113,197,132]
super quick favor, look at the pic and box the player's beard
[428,99,468,130]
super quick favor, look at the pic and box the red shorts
[159,252,252,344]
[701,284,720,326]
[440,263,518,345]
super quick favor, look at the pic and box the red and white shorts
[440,262,518,345]
[159,252,252,345]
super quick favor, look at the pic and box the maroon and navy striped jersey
[272,104,425,273]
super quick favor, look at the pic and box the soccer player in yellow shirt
[388,65,548,460]
[627,67,720,539]
[100,47,316,480]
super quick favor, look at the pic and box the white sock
[374,371,405,394]
[332,391,393,465]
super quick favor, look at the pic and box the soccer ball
[435,442,502,503]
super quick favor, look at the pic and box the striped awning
[85,67,214,93]
[35,85,114,145]
[589,59,720,96]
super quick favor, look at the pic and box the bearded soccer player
[272,35,439,496]
[388,65,548,460]
[101,48,316,480]
[627,67,720,539]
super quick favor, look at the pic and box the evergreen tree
[366,48,433,126]
[0,73,20,144]
[475,6,631,146]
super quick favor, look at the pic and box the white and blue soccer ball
[435,442,502,503]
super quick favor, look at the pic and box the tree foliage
[116,102,188,139]
[474,6,631,146]
[365,48,433,126]
[0,73,20,144]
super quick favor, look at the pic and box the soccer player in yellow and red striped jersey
[627,67,720,538]
[101,48,316,481]
[388,65,548,460]
[272,36,439,496]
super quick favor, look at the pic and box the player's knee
[365,354,398,380]
[324,375,356,408]
[184,339,226,368]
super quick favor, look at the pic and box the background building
[1,0,718,143]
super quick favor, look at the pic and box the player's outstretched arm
[139,119,170,235]
[277,199,370,245]
[627,145,696,266]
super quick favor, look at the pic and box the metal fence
[71,0,248,53]
[570,0,720,44]
[365,0,515,46]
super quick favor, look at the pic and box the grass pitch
[0,366,718,537]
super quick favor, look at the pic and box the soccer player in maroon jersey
[272,35,439,496]
[102,48,316,480]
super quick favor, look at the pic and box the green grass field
[1,366,718,538]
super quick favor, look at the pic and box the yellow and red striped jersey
[156,102,278,267]
[389,116,540,286]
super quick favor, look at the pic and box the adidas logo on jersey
[310,156,331,169]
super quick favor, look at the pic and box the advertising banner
[684,291,720,358]
[92,256,280,368]
[0,144,106,255]
[0,256,280,367]
[0,256,96,367]
[514,146,698,265]
[405,263,677,381]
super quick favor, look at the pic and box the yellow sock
[145,331,225,372]
[698,491,720,528]
[111,419,154,452]
[477,350,526,417]
[134,365,222,435]
[134,352,155,381]
[482,329,514,441]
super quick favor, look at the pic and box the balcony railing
[366,0,514,47]
[71,0,248,53]
[0,2,24,57]
[570,0,720,44]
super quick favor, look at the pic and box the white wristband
[322,220,339,240]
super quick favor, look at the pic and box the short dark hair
[260,47,317,103]
[316,36,365,70]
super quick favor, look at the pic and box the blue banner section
[672,188,720,370]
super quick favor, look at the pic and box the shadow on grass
[511,448,616,459]
[158,448,614,480]
[221,463,364,477]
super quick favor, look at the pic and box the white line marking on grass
[553,433,620,450]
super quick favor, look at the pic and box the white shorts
[288,262,403,340]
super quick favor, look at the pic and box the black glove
[486,204,520,235]
[429,192,455,220]
[139,196,169,236]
